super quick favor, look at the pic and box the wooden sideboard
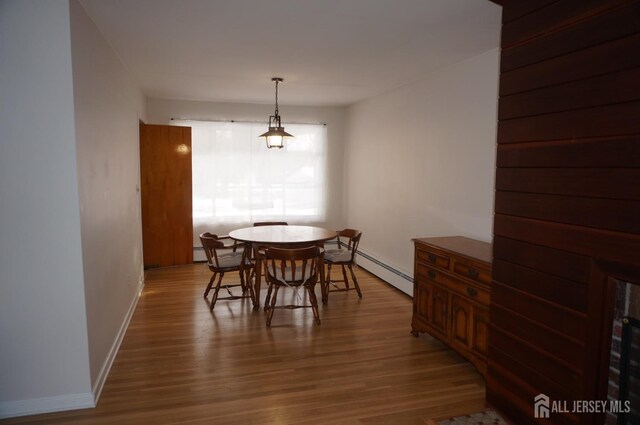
[411,236,492,376]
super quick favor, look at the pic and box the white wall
[147,98,347,241]
[344,50,499,294]
[0,0,148,417]
[69,0,147,397]
[0,0,93,416]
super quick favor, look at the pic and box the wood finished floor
[4,264,486,424]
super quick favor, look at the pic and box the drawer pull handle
[467,287,478,297]
[468,268,479,278]
[428,270,436,279]
[428,254,436,262]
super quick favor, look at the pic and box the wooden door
[140,123,193,268]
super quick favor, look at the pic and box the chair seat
[267,266,314,286]
[324,250,352,263]
[211,251,245,269]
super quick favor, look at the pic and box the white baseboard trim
[354,248,414,297]
[91,279,144,403]
[0,392,95,419]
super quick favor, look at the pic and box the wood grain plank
[497,101,640,144]
[489,349,580,406]
[501,0,632,47]
[491,281,587,340]
[500,32,640,96]
[501,1,640,71]
[487,361,580,425]
[491,304,584,365]
[493,258,589,311]
[490,327,583,393]
[493,236,591,283]
[496,135,640,168]
[493,214,640,267]
[500,0,560,25]
[496,168,640,201]
[499,67,640,120]
[495,191,640,234]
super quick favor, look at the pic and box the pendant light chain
[274,79,279,117]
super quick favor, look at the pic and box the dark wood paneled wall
[488,1,640,424]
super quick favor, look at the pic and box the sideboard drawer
[420,265,490,306]
[449,278,490,306]
[416,246,450,269]
[453,259,491,285]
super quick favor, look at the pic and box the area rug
[426,409,508,425]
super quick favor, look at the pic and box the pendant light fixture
[259,77,293,149]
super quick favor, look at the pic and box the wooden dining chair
[199,232,254,310]
[263,246,322,326]
[324,229,363,301]
[250,222,288,281]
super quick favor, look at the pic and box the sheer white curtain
[179,120,327,244]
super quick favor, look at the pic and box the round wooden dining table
[229,225,337,309]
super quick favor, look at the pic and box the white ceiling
[79,0,501,106]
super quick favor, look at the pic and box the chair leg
[341,265,350,289]
[239,267,247,293]
[240,247,251,294]
[210,272,225,311]
[349,264,362,298]
[248,267,256,294]
[264,282,273,310]
[204,272,217,298]
[246,266,254,290]
[325,263,332,303]
[266,285,280,327]
[247,267,256,304]
[240,268,256,303]
[308,286,321,326]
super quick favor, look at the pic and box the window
[180,120,327,239]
